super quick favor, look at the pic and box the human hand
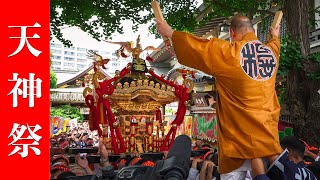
[199,160,211,180]
[304,147,319,159]
[98,138,111,167]
[201,160,210,170]
[192,158,202,169]
[99,138,108,160]
[163,151,168,159]
[75,154,89,169]
[270,25,280,37]
[120,153,126,158]
[207,162,215,180]
[154,19,174,39]
[305,147,311,156]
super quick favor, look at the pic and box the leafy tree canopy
[50,69,57,89]
[51,0,284,46]
[50,54,57,88]
[50,0,282,45]
[51,0,199,46]
[50,105,84,122]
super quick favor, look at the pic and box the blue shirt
[267,149,317,180]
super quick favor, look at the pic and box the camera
[190,149,210,157]
[57,135,192,180]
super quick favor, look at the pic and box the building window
[65,46,75,51]
[77,59,87,63]
[64,51,75,56]
[77,64,87,69]
[64,62,75,67]
[52,55,61,60]
[51,49,62,54]
[77,53,87,58]
[50,43,62,48]
[77,47,87,52]
[112,53,117,57]
[65,57,75,61]
[52,61,61,66]
[101,51,110,55]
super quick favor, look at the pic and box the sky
[52,20,163,53]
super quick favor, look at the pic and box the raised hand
[270,25,280,38]
[154,19,174,39]
[75,154,89,169]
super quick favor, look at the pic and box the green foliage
[304,47,320,80]
[306,72,320,80]
[51,0,284,46]
[50,54,57,88]
[203,0,282,18]
[50,69,57,88]
[277,86,286,104]
[309,52,320,63]
[165,107,175,114]
[278,35,303,77]
[276,35,304,104]
[51,0,199,46]
[50,105,84,122]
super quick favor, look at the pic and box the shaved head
[230,15,254,33]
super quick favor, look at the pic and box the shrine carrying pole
[151,0,168,41]
[151,0,175,56]
[267,11,283,40]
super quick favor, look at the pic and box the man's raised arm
[155,19,228,76]
[266,26,281,57]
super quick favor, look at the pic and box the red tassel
[146,56,153,62]
[82,82,85,87]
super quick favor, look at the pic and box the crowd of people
[189,137,320,180]
[51,122,100,150]
[50,124,320,180]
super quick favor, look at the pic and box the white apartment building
[50,42,132,76]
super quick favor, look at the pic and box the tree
[50,54,57,88]
[282,0,320,146]
[50,104,84,122]
[50,69,57,88]
[51,0,320,145]
[50,0,199,46]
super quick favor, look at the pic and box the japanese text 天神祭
[0,1,50,179]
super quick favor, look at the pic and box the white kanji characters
[8,22,42,57]
[8,73,42,107]
[8,123,42,158]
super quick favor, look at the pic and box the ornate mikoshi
[84,36,191,154]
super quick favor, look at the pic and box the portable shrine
[83,36,193,154]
